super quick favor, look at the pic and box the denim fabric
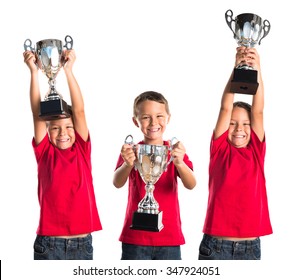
[121,243,181,260]
[34,234,93,260]
[198,234,261,260]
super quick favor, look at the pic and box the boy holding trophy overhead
[23,48,102,260]
[198,47,272,260]
[113,91,196,260]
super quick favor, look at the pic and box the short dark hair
[133,91,170,117]
[233,101,251,118]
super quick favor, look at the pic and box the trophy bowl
[225,9,271,95]
[24,35,73,120]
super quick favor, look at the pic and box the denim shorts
[198,234,261,260]
[121,243,181,260]
[33,234,93,260]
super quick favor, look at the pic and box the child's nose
[59,128,65,135]
[151,117,158,125]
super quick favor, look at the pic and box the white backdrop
[0,0,289,279]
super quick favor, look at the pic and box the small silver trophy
[24,35,73,120]
[225,9,271,95]
[125,135,176,232]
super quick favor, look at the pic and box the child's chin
[57,143,72,150]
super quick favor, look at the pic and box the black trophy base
[230,68,259,95]
[40,99,71,120]
[130,211,164,232]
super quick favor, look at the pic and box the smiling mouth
[57,138,70,143]
[149,128,160,132]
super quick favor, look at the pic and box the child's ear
[167,114,171,124]
[132,117,139,127]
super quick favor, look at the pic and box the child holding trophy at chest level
[113,91,197,260]
[23,45,102,260]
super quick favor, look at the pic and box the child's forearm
[176,163,196,190]
[30,72,41,117]
[113,163,133,188]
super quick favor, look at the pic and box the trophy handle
[64,35,73,50]
[258,19,271,45]
[23,39,35,52]
[124,134,138,170]
[225,9,236,39]
[124,134,134,145]
[166,137,179,166]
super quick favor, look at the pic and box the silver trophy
[225,9,270,95]
[24,35,73,120]
[125,135,176,232]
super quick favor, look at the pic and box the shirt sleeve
[250,128,266,157]
[32,134,50,161]
[210,130,228,158]
[75,130,91,155]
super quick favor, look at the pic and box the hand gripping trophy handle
[124,135,177,169]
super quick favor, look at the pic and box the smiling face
[133,100,170,145]
[228,106,251,148]
[47,117,75,149]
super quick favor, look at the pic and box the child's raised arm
[248,48,265,141]
[214,47,248,139]
[63,49,88,141]
[23,51,47,144]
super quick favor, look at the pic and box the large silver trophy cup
[125,135,175,232]
[225,9,270,95]
[24,35,73,120]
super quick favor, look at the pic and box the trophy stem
[45,78,62,101]
[130,181,163,232]
[137,182,159,214]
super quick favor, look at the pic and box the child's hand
[244,48,260,70]
[23,51,38,73]
[63,49,76,72]
[121,144,136,167]
[171,141,186,166]
[235,47,260,70]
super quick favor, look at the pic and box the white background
[0,0,289,279]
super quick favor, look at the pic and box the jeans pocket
[198,243,214,259]
[251,244,261,260]
[83,242,93,256]
[33,236,49,256]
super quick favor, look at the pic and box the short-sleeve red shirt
[202,129,272,237]
[33,132,102,236]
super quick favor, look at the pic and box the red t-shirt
[33,132,102,236]
[115,141,193,246]
[202,129,272,237]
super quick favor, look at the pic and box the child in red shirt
[113,91,196,260]
[199,47,272,260]
[23,49,102,260]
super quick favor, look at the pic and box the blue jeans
[121,243,181,260]
[198,234,261,260]
[33,234,93,260]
